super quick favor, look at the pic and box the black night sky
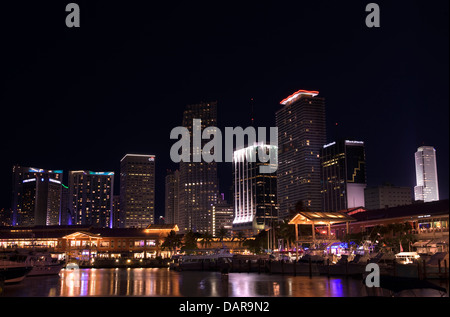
[0,1,448,219]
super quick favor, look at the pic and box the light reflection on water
[1,268,447,297]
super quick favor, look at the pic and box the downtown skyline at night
[0,0,448,304]
[1,2,448,224]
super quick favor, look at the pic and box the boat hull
[28,264,63,276]
[0,266,32,284]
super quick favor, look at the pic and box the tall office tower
[414,146,439,202]
[233,143,278,236]
[60,184,71,225]
[178,101,219,234]
[276,90,326,219]
[321,140,367,212]
[120,154,156,228]
[165,169,180,225]
[11,166,63,226]
[69,171,114,228]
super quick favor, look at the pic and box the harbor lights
[288,211,356,261]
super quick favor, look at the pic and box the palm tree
[277,219,295,250]
[200,231,213,248]
[160,230,182,256]
[217,227,228,242]
[181,230,199,253]
[235,231,246,248]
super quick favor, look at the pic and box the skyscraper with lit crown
[276,90,326,219]
[414,146,439,202]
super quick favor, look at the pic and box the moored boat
[0,260,32,284]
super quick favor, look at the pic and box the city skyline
[0,1,448,221]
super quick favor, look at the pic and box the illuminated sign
[88,172,114,176]
[49,178,61,184]
[23,178,36,183]
[323,142,336,148]
[345,140,364,145]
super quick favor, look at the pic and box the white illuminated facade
[233,143,278,234]
[414,146,439,202]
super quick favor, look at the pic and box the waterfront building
[0,224,179,260]
[276,90,326,219]
[321,140,367,212]
[178,101,219,234]
[165,169,180,226]
[233,143,278,236]
[364,185,413,210]
[11,166,63,226]
[120,154,156,228]
[69,170,114,228]
[414,146,439,202]
[331,199,449,246]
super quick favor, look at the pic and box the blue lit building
[11,166,63,226]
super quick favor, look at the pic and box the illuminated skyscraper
[178,101,219,234]
[11,166,63,226]
[414,146,439,202]
[69,170,114,227]
[321,140,367,212]
[233,143,278,235]
[120,154,156,228]
[276,90,326,219]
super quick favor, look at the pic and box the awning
[288,211,356,225]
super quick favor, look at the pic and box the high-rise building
[414,146,439,202]
[11,166,63,226]
[178,101,219,234]
[233,143,278,235]
[165,169,180,226]
[276,90,326,218]
[60,184,71,225]
[321,140,367,212]
[69,171,114,228]
[120,154,156,228]
[211,195,234,237]
[364,185,412,210]
[112,195,122,228]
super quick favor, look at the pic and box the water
[1,268,448,297]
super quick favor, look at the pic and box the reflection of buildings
[120,154,156,228]
[69,171,114,228]
[276,90,326,218]
[364,185,412,210]
[11,166,63,226]
[233,143,278,236]
[321,140,366,212]
[414,146,440,202]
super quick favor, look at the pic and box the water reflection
[1,268,448,297]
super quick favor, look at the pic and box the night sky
[0,1,448,219]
